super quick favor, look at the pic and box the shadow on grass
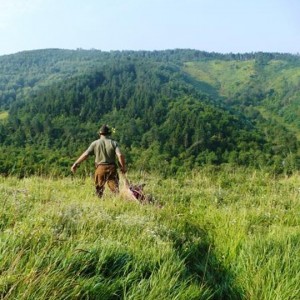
[62,248,157,300]
[61,220,245,299]
[169,220,245,300]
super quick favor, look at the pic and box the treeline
[0,49,299,176]
[1,48,299,109]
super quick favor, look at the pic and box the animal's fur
[120,179,154,204]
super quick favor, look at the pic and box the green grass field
[1,167,299,299]
[0,111,8,121]
[183,60,256,98]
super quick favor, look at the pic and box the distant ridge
[0,49,299,175]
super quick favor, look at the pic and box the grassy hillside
[0,49,299,176]
[0,111,8,122]
[1,167,299,299]
[183,60,256,98]
[183,58,300,131]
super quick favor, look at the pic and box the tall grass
[0,167,299,299]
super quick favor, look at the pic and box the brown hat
[99,124,111,135]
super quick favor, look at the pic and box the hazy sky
[0,0,299,56]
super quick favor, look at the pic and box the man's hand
[71,163,79,173]
[120,166,127,174]
[70,152,88,174]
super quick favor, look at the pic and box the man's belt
[95,163,116,168]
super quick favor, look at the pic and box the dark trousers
[94,164,119,198]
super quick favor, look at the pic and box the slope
[183,56,300,132]
[0,49,299,176]
[1,167,299,299]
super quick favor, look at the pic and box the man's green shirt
[86,136,119,165]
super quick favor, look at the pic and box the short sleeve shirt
[86,136,119,164]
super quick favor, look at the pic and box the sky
[0,0,299,56]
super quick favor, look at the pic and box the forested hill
[0,49,299,176]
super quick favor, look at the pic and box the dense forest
[0,49,299,176]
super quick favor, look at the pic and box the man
[71,124,126,198]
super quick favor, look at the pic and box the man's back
[87,136,118,165]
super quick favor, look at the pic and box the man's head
[99,124,111,136]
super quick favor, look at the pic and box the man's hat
[99,124,111,135]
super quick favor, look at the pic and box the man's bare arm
[71,151,89,173]
[116,147,126,174]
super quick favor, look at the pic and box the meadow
[0,166,299,299]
